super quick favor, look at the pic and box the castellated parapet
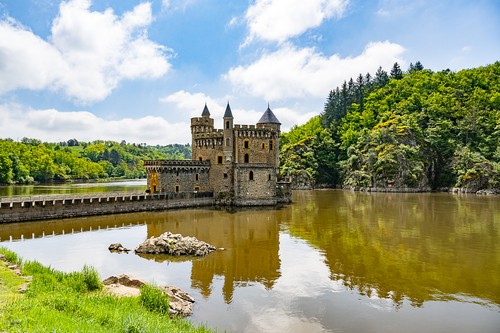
[144,103,291,206]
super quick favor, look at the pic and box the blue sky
[0,0,498,144]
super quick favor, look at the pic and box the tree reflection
[287,190,500,308]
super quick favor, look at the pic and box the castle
[144,103,291,206]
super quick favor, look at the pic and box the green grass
[0,248,213,333]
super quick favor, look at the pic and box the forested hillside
[280,62,500,191]
[0,138,191,184]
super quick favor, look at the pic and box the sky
[0,0,498,145]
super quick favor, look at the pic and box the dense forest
[0,138,190,184]
[280,62,499,191]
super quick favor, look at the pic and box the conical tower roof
[201,103,210,117]
[224,102,233,118]
[257,104,281,124]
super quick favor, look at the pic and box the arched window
[226,121,230,129]
[261,143,266,149]
[226,138,230,146]
[199,156,203,161]
[269,140,274,150]
[244,153,249,163]
[175,185,180,193]
[268,174,271,181]
[195,173,199,181]
[249,171,254,181]
[244,140,250,149]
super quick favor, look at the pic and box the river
[1,190,499,332]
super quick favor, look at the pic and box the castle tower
[191,103,215,161]
[256,104,281,168]
[223,102,234,163]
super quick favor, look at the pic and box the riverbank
[294,184,499,195]
[0,248,213,333]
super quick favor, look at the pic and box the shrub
[82,265,102,291]
[139,284,170,315]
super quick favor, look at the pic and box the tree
[374,66,389,88]
[390,62,403,79]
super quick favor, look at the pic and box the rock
[103,274,145,288]
[103,274,195,317]
[134,232,216,256]
[8,264,22,276]
[108,243,131,253]
[162,285,195,316]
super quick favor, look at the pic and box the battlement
[144,160,210,167]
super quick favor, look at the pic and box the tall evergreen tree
[374,66,389,88]
[390,62,403,79]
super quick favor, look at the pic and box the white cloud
[225,41,406,100]
[244,0,349,44]
[0,0,171,103]
[161,0,196,12]
[0,104,188,145]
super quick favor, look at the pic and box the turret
[257,104,281,168]
[191,103,214,161]
[257,104,281,130]
[223,102,234,162]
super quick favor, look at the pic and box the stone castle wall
[0,192,214,223]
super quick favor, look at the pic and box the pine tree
[390,62,403,79]
[374,67,389,88]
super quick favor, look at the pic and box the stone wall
[233,164,277,206]
[0,192,214,223]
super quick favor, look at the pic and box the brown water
[0,179,146,197]
[1,190,499,332]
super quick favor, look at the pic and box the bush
[139,284,170,315]
[82,265,102,291]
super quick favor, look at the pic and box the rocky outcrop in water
[134,232,216,256]
[103,274,195,317]
[108,243,131,253]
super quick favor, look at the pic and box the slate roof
[224,102,233,118]
[201,103,210,117]
[257,105,281,124]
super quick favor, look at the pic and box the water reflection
[1,190,499,332]
[288,190,500,308]
[145,208,287,303]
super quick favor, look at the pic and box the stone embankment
[0,192,214,223]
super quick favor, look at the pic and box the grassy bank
[0,248,213,333]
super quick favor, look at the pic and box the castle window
[268,174,271,181]
[194,186,200,192]
[261,143,266,149]
[217,156,223,164]
[175,185,180,193]
[244,153,249,163]
[226,121,230,129]
[224,173,228,179]
[269,140,274,150]
[244,140,250,149]
[226,138,230,146]
[249,171,254,181]
[199,157,203,161]
[195,173,199,181]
